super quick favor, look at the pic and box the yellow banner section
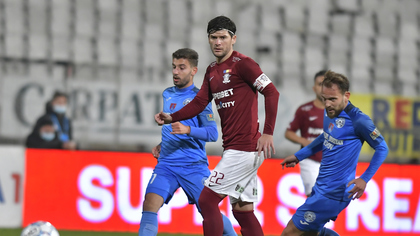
[351,94,420,161]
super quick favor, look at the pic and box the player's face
[321,84,350,118]
[172,58,197,89]
[208,30,236,63]
[313,75,324,102]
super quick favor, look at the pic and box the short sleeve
[287,107,303,132]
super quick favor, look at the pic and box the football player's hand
[347,178,367,200]
[256,134,275,159]
[151,144,161,159]
[281,155,299,169]
[154,111,172,125]
[170,122,190,135]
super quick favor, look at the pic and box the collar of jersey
[175,83,195,93]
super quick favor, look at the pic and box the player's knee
[142,193,164,212]
[280,220,300,236]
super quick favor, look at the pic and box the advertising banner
[23,149,420,235]
[351,94,420,160]
[0,146,25,227]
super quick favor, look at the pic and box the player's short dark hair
[314,70,327,81]
[322,70,350,94]
[172,48,199,68]
[207,16,236,37]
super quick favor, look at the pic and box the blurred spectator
[26,91,76,150]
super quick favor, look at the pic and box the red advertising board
[23,149,420,235]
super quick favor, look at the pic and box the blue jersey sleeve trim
[360,140,388,182]
[295,133,324,161]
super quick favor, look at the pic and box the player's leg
[139,164,180,236]
[281,190,348,236]
[228,151,264,236]
[231,200,263,236]
[299,159,320,197]
[179,164,237,236]
[198,186,226,235]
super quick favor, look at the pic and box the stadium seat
[145,0,164,25]
[28,0,47,36]
[351,35,373,69]
[261,4,283,33]
[121,0,141,40]
[354,14,375,37]
[145,23,164,42]
[97,37,117,65]
[374,37,395,67]
[330,14,353,37]
[214,0,233,17]
[191,0,213,26]
[73,36,92,64]
[327,34,349,70]
[284,4,306,32]
[281,32,302,66]
[120,38,139,69]
[168,0,189,42]
[143,41,162,68]
[398,68,418,85]
[4,34,24,58]
[51,0,71,37]
[75,0,95,37]
[29,35,48,60]
[401,82,419,97]
[97,0,118,38]
[236,4,258,32]
[375,10,398,39]
[307,3,329,35]
[4,0,24,34]
[360,0,382,13]
[52,35,70,61]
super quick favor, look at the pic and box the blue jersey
[296,101,388,201]
[159,83,217,166]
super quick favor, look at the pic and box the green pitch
[0,228,201,236]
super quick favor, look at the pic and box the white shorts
[204,149,264,203]
[299,158,321,196]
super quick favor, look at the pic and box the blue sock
[139,211,158,236]
[221,213,237,236]
[319,227,340,236]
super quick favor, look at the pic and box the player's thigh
[145,164,181,204]
[292,191,349,232]
[177,164,210,205]
[281,219,318,236]
[205,149,263,201]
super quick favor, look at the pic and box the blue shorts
[145,162,210,211]
[292,190,350,232]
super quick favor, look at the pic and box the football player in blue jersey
[139,48,237,236]
[280,70,389,236]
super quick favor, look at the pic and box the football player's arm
[285,108,311,146]
[354,117,389,183]
[189,104,218,142]
[294,133,324,162]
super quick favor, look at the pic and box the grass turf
[0,228,201,236]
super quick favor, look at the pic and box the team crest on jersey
[304,211,316,222]
[335,118,345,128]
[232,56,241,62]
[328,122,334,132]
[183,98,193,105]
[222,73,231,84]
[170,103,176,111]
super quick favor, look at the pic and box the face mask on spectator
[53,105,67,114]
[40,132,55,141]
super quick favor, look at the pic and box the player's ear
[344,91,350,101]
[191,66,198,76]
[232,35,237,45]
